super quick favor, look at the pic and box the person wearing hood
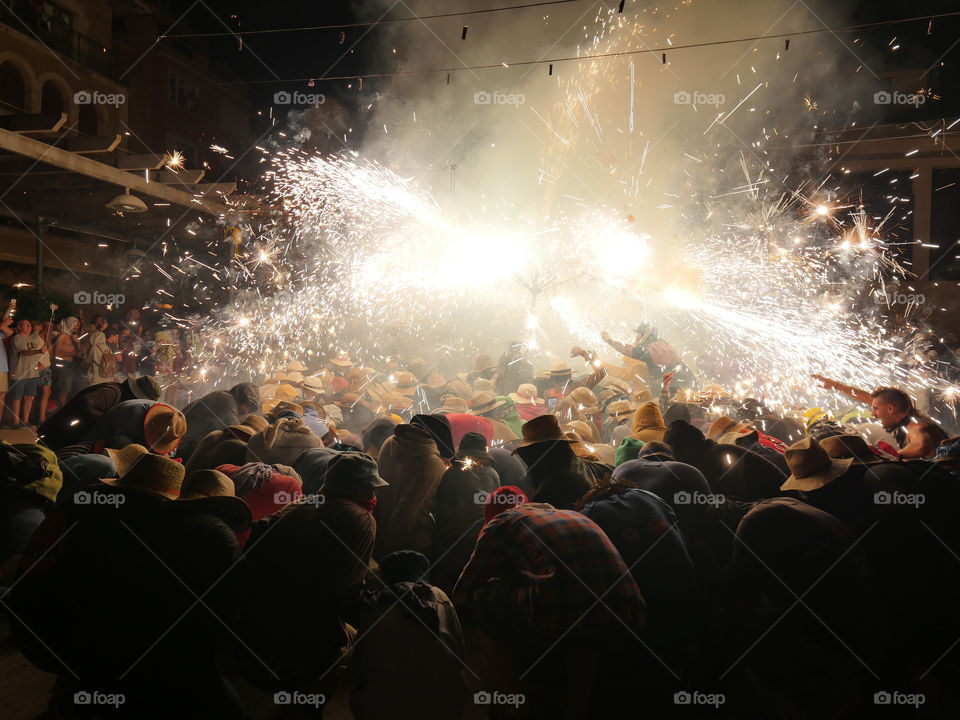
[215,461,302,545]
[178,382,260,461]
[431,432,501,594]
[350,550,467,719]
[232,452,384,695]
[360,416,398,459]
[36,375,160,449]
[245,415,324,467]
[184,414,269,475]
[375,416,451,559]
[514,415,608,509]
[83,399,187,459]
[629,400,667,443]
[663,419,786,501]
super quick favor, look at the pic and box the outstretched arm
[812,374,872,405]
[600,331,635,357]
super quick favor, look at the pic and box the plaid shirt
[453,504,645,641]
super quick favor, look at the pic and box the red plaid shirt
[453,504,645,640]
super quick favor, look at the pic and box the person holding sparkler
[601,323,695,392]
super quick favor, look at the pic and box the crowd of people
[2,313,960,718]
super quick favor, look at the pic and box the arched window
[78,102,98,135]
[0,61,27,112]
[40,80,65,117]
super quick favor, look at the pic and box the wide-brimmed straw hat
[469,391,505,416]
[440,395,470,413]
[474,354,495,373]
[263,371,290,384]
[105,443,150,476]
[567,387,599,415]
[102,450,185,499]
[330,354,353,368]
[780,436,854,492]
[444,379,472,399]
[143,403,187,454]
[177,469,251,531]
[509,383,544,406]
[127,375,161,401]
[302,374,328,392]
[606,399,636,420]
[708,416,751,441]
[820,434,890,465]
[546,362,572,378]
[514,414,578,450]
[424,372,446,389]
[286,360,309,373]
[394,371,419,397]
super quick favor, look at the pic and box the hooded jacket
[375,424,448,559]
[37,382,133,449]
[245,417,323,467]
[630,401,667,443]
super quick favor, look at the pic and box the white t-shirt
[11,332,43,380]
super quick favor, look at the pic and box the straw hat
[562,420,595,442]
[820,434,889,465]
[563,430,600,461]
[394,371,419,397]
[286,371,305,384]
[631,388,653,404]
[515,414,577,449]
[103,451,185,499]
[469,391,505,416]
[264,371,290,384]
[444,379,472,399]
[143,403,187,454]
[472,378,496,394]
[273,384,300,402]
[286,360,309,373]
[105,443,150,476]
[509,383,544,406]
[335,392,363,408]
[474,354,495,373]
[606,399,636,420]
[330,353,353,368]
[440,395,470,413]
[424,372,446,389]
[303,374,328,392]
[547,362,573,378]
[127,375,161,401]
[567,387,599,415]
[178,469,251,530]
[780,437,854,492]
[707,416,750,441]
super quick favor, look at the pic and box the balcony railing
[0,1,112,78]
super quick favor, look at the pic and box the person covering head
[567,387,599,414]
[606,400,636,422]
[379,549,430,585]
[394,371,420,397]
[515,414,578,450]
[819,433,891,465]
[630,401,667,443]
[780,436,854,492]
[439,395,470,414]
[102,452,186,499]
[410,414,455,460]
[246,416,324,466]
[482,485,528,525]
[321,451,389,497]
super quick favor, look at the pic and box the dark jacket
[516,441,607,509]
[232,495,375,690]
[180,389,245,461]
[431,454,500,594]
[664,421,785,501]
[36,382,132,450]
